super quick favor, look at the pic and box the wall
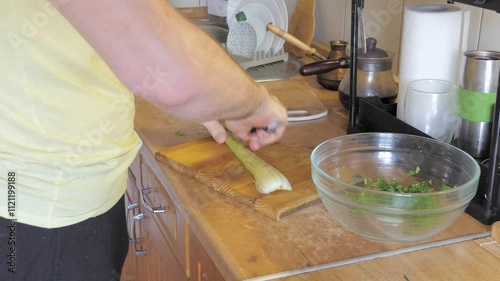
[170,0,499,75]
[170,0,207,8]
[313,0,500,75]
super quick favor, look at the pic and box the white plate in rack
[271,0,288,53]
[229,0,286,54]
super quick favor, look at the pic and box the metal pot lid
[358,38,393,72]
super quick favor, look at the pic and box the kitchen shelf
[347,0,500,225]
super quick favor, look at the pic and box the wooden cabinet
[121,153,151,281]
[121,150,225,281]
[141,159,188,275]
[188,227,226,281]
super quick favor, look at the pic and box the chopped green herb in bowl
[362,166,453,194]
[311,133,480,243]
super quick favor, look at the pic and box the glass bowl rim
[311,132,481,198]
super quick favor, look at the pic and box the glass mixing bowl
[311,133,480,243]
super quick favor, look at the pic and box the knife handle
[250,121,278,134]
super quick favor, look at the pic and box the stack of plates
[227,0,288,55]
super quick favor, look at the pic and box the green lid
[235,11,247,22]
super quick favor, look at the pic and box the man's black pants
[0,196,129,281]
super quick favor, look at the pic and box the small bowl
[311,133,480,243]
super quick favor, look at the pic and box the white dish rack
[224,44,289,70]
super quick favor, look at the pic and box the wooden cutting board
[285,0,316,58]
[155,138,320,220]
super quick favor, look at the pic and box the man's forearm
[50,0,266,122]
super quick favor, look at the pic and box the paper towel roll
[396,4,463,120]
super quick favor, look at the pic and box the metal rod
[242,232,490,281]
[348,0,363,130]
[485,72,500,210]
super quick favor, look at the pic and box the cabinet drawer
[126,169,143,247]
[140,158,189,277]
[128,150,226,281]
[144,216,188,281]
[129,153,142,188]
[123,170,149,280]
[189,227,226,281]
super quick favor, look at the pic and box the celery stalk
[225,135,292,194]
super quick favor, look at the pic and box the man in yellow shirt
[0,0,287,280]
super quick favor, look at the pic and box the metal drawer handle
[141,188,166,214]
[126,202,139,244]
[132,213,146,256]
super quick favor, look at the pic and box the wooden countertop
[133,73,500,281]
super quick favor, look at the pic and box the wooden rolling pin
[267,23,327,61]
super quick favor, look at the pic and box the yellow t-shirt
[0,1,142,228]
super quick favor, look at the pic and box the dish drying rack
[228,47,289,70]
[347,0,500,225]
